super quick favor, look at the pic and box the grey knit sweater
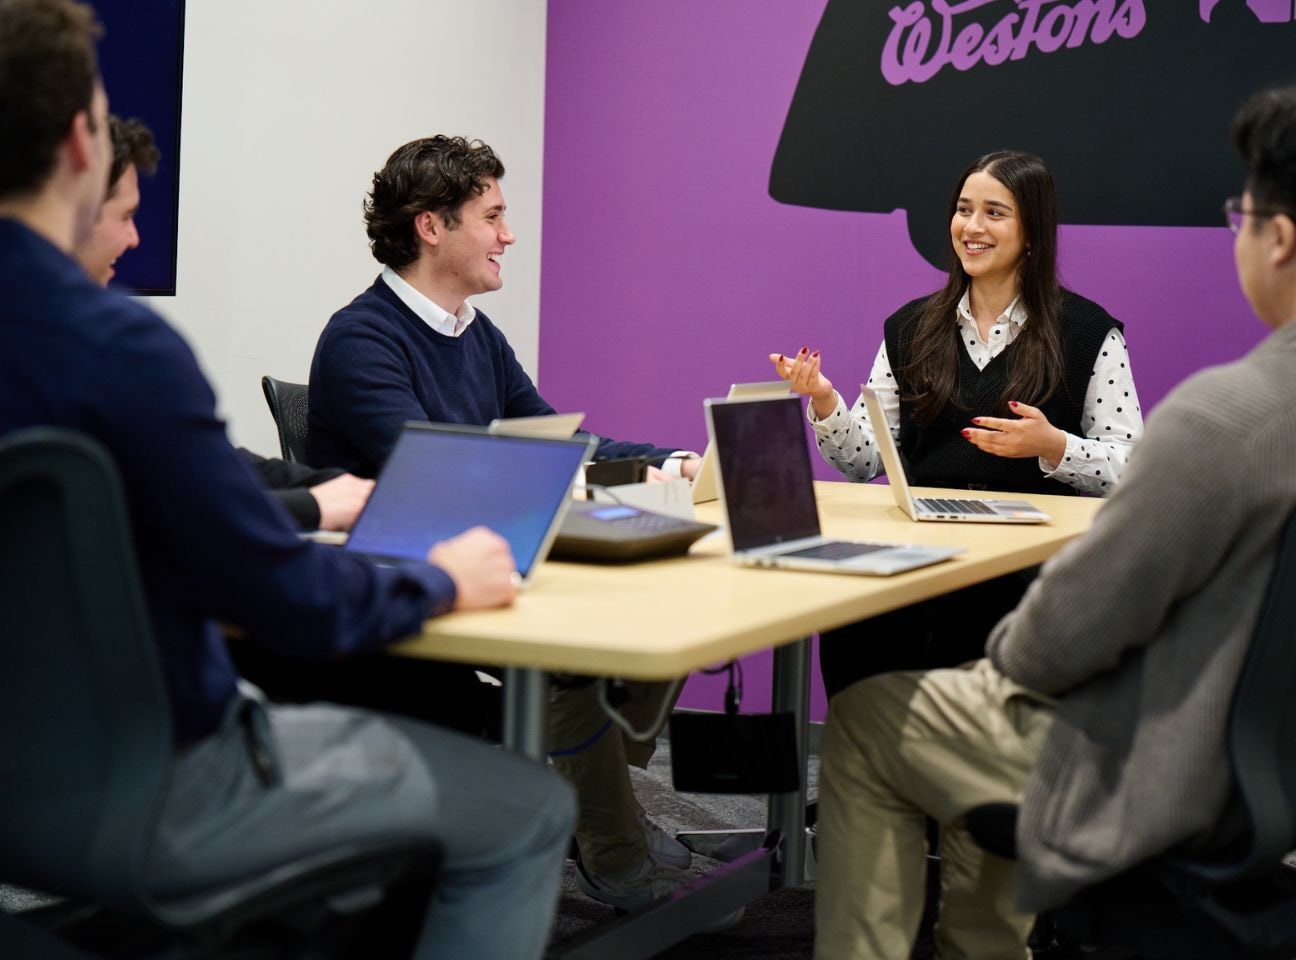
[987,319,1296,912]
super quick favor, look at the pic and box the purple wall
[540,1,1264,721]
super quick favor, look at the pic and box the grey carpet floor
[546,740,821,959]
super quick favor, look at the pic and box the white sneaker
[635,805,692,870]
[574,857,744,931]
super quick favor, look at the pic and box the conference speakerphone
[549,501,717,563]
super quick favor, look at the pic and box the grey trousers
[145,690,576,960]
[549,678,680,878]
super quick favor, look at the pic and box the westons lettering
[881,0,1147,86]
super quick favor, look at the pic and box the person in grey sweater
[812,85,1296,960]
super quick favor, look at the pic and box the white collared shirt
[382,265,476,337]
[809,291,1144,496]
[955,289,1028,368]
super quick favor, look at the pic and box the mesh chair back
[0,428,171,913]
[261,376,310,463]
[1191,510,1296,882]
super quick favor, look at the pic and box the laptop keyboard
[917,497,996,516]
[779,540,890,561]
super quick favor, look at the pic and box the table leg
[502,666,550,761]
[769,636,811,888]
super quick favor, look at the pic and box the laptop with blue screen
[344,422,596,584]
[704,395,962,576]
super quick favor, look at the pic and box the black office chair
[964,511,1296,960]
[260,376,310,463]
[0,428,439,958]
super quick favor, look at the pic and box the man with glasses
[1225,194,1293,234]
[813,85,1296,960]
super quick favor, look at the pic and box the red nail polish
[811,350,820,358]
[778,354,785,361]
[1009,400,1019,408]
[961,429,971,438]
[971,418,980,424]
[799,346,809,355]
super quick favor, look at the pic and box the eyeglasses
[1224,196,1291,234]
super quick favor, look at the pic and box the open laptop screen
[345,424,592,577]
[709,396,822,552]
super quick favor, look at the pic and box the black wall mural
[771,1,1296,267]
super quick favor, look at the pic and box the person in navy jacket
[0,4,573,957]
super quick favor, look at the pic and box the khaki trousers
[548,678,681,877]
[814,659,1054,960]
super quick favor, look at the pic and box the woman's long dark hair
[901,151,1064,425]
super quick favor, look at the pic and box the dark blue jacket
[0,220,455,745]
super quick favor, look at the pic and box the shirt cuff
[275,488,321,531]
[1039,433,1083,477]
[399,561,459,618]
[660,452,698,478]
[807,391,847,431]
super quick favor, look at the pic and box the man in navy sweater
[308,136,714,915]
[306,136,699,482]
[0,4,573,957]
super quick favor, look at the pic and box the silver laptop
[345,422,596,584]
[704,395,962,576]
[859,386,1051,524]
[692,381,792,503]
[487,412,585,439]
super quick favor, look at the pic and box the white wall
[152,0,548,455]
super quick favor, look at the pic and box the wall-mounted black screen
[91,0,184,296]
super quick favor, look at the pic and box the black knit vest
[883,291,1122,497]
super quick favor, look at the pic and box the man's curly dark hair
[364,136,505,270]
[107,114,159,195]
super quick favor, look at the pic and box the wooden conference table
[393,481,1102,957]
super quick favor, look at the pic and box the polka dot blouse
[808,294,1144,496]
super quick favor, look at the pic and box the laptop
[859,386,1051,524]
[487,412,585,439]
[344,422,597,584]
[704,395,962,575]
[692,380,793,503]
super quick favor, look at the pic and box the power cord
[578,482,627,504]
[596,675,686,743]
[700,659,743,715]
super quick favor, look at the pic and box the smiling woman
[950,171,1026,302]
[904,150,1066,428]
[766,149,1148,699]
